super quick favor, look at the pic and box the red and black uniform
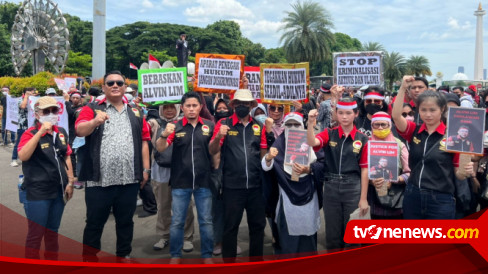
[211,113,267,261]
[166,116,214,189]
[313,125,368,250]
[397,121,459,219]
[19,123,72,200]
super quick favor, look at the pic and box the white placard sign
[139,68,187,103]
[263,68,307,101]
[5,95,21,132]
[334,52,383,87]
[197,58,241,90]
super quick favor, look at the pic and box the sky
[19,0,488,81]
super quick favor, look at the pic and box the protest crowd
[2,66,488,264]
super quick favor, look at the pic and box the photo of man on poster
[447,125,474,153]
[369,156,394,181]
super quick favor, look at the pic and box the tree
[279,1,335,63]
[65,51,92,76]
[65,14,93,55]
[384,51,406,91]
[406,55,432,77]
[362,41,385,52]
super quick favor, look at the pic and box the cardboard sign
[333,51,384,87]
[260,63,310,104]
[138,67,188,105]
[54,78,66,91]
[446,107,485,155]
[368,141,399,182]
[27,96,69,136]
[64,77,77,91]
[284,128,311,166]
[244,66,261,100]
[5,95,21,132]
[194,53,245,94]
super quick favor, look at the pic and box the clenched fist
[162,123,176,138]
[39,121,53,135]
[266,147,278,161]
[308,109,318,125]
[401,75,415,89]
[265,117,274,132]
[216,125,230,140]
[94,111,109,127]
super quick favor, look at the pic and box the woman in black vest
[307,96,370,250]
[18,96,74,260]
[392,76,473,219]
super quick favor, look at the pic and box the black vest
[78,102,144,182]
[408,125,455,194]
[22,126,70,201]
[169,118,214,189]
[322,127,368,177]
[221,117,264,189]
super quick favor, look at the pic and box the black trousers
[222,187,266,262]
[139,182,157,214]
[83,183,139,258]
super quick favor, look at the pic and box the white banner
[5,95,21,132]
[27,96,69,136]
[263,68,307,101]
[334,52,383,87]
[197,58,241,90]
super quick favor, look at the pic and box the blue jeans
[170,187,213,258]
[12,129,24,160]
[23,189,65,260]
[403,184,456,219]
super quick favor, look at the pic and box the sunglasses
[270,105,284,112]
[402,111,414,117]
[372,122,389,129]
[106,80,125,87]
[285,123,301,128]
[41,107,59,116]
[365,99,382,105]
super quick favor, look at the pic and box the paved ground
[0,144,328,262]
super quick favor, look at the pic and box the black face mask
[215,110,231,121]
[365,104,382,115]
[235,105,250,118]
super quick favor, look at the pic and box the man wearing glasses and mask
[76,71,151,262]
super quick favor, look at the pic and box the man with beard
[447,125,475,153]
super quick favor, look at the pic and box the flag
[129,63,138,70]
[148,54,160,67]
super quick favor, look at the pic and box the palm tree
[384,51,406,91]
[279,1,335,63]
[362,41,385,52]
[406,55,432,77]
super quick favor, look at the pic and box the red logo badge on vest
[202,125,210,135]
[252,124,261,135]
[132,108,140,117]
[352,140,362,153]
[59,133,66,145]
[439,138,447,151]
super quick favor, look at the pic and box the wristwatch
[143,168,151,175]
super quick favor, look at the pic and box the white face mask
[2,92,7,96]
[254,114,267,124]
[39,113,59,125]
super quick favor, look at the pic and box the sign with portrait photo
[446,107,485,155]
[368,141,399,182]
[284,128,311,166]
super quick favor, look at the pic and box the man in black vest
[176,32,190,68]
[209,89,272,262]
[76,71,151,262]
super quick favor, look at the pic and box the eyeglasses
[270,105,284,112]
[285,123,301,128]
[106,80,125,87]
[372,122,389,129]
[402,111,414,117]
[41,107,59,116]
[365,99,382,105]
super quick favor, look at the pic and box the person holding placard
[307,96,369,250]
[1,86,16,147]
[392,76,474,219]
[368,112,410,219]
[262,112,321,258]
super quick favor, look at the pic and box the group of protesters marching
[2,68,488,263]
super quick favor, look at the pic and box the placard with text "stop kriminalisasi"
[138,67,188,104]
[333,51,384,87]
[260,63,309,104]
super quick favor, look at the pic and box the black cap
[179,31,186,36]
[444,93,460,106]
[320,84,332,93]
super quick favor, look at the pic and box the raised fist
[217,125,230,139]
[94,111,109,126]
[266,147,278,161]
[162,123,176,138]
[308,109,318,124]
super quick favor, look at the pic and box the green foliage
[0,23,13,76]
[384,51,406,91]
[0,1,18,30]
[65,14,93,55]
[280,1,335,64]
[1,71,56,96]
[362,41,385,52]
[406,55,432,77]
[65,51,92,76]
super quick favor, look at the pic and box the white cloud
[184,0,254,23]
[161,0,193,7]
[142,0,154,8]
[448,17,471,30]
